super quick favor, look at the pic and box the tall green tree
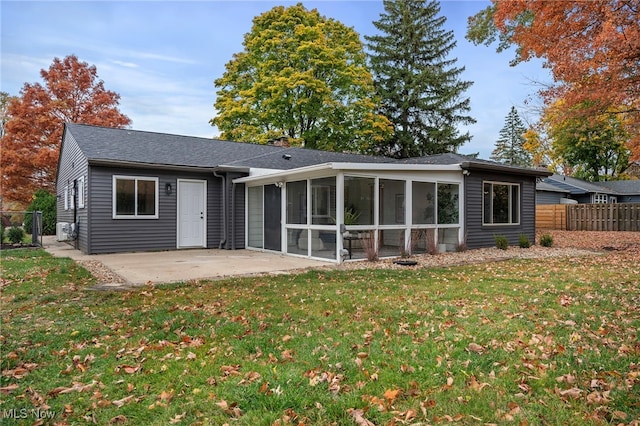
[546,101,631,181]
[490,106,531,167]
[211,4,391,153]
[365,0,475,158]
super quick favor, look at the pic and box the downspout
[231,180,237,250]
[73,179,78,250]
[213,171,227,249]
[461,168,470,247]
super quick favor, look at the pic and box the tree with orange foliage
[467,0,640,161]
[1,55,130,207]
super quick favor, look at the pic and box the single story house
[538,174,640,204]
[56,123,551,263]
[535,180,573,205]
[596,180,640,203]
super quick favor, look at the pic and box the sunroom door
[263,184,281,251]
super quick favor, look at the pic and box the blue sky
[1,0,550,159]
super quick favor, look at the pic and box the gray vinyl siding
[464,172,537,249]
[56,130,90,252]
[208,174,224,248]
[536,191,566,205]
[574,194,593,204]
[87,166,225,254]
[210,172,247,250]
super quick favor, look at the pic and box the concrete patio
[43,236,330,287]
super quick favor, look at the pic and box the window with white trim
[592,193,607,204]
[77,176,86,208]
[64,185,69,210]
[113,176,158,219]
[483,182,520,225]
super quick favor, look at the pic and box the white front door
[178,180,206,248]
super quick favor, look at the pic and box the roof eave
[461,161,553,177]
[88,158,249,174]
[233,163,333,184]
[233,162,463,184]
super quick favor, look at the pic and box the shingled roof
[64,123,551,177]
[545,174,616,195]
[65,123,396,170]
[594,180,640,195]
[66,123,279,169]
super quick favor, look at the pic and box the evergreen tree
[365,0,475,158]
[490,106,532,167]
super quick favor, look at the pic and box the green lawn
[1,249,638,425]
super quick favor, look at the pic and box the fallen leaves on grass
[169,412,187,424]
[48,380,98,397]
[468,375,490,392]
[238,371,261,385]
[2,232,638,424]
[348,408,375,426]
[304,369,348,394]
[216,400,243,418]
[466,342,485,354]
[2,362,38,379]
[116,364,141,374]
[0,383,19,394]
[112,394,135,408]
[158,389,175,403]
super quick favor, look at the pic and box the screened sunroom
[237,163,465,263]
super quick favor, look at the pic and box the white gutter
[232,162,462,184]
[331,163,462,171]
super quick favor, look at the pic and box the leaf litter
[1,231,638,424]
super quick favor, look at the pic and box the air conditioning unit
[56,222,71,241]
[560,198,578,204]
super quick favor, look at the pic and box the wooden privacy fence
[536,205,567,230]
[536,203,640,231]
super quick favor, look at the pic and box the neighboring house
[539,174,640,204]
[56,123,551,262]
[535,181,573,205]
[596,180,640,203]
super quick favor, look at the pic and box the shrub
[403,229,428,257]
[518,234,532,248]
[494,235,509,250]
[7,227,25,244]
[456,233,468,252]
[24,190,57,235]
[540,233,554,247]
[425,229,438,255]
[362,230,378,262]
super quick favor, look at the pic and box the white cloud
[1,53,55,94]
[111,60,139,69]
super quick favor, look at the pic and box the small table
[344,235,359,259]
[344,233,372,259]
